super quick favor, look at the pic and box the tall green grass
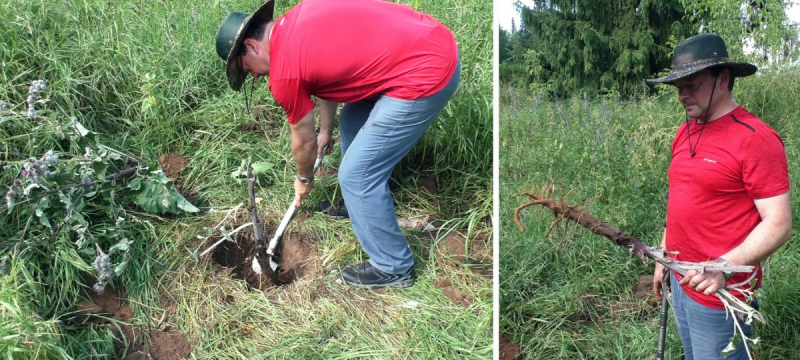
[500,68,800,359]
[1,0,492,358]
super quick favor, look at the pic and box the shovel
[657,267,670,360]
[253,147,327,284]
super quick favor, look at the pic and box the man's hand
[317,130,334,157]
[294,177,313,208]
[317,99,337,157]
[678,262,727,295]
[653,261,666,301]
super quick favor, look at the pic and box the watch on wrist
[715,257,735,281]
[297,174,313,185]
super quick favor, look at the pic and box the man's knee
[338,163,356,191]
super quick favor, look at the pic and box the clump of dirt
[633,274,658,306]
[157,153,198,207]
[316,163,338,179]
[602,274,658,321]
[158,153,188,181]
[416,176,438,195]
[206,222,320,290]
[75,288,192,360]
[441,230,492,277]
[434,278,473,307]
[75,289,134,324]
[499,336,521,360]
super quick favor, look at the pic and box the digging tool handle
[657,268,670,360]
[265,146,327,257]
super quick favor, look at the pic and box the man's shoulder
[727,106,785,151]
[729,106,771,133]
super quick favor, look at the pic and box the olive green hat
[215,0,275,91]
[647,33,757,84]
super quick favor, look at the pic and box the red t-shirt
[268,0,459,124]
[666,106,790,309]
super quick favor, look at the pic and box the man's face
[672,69,724,119]
[239,39,270,80]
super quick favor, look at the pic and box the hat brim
[225,1,275,91]
[646,61,757,84]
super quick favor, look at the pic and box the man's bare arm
[722,191,792,265]
[680,191,792,295]
[290,110,317,178]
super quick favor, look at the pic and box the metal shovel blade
[657,269,670,360]
[263,148,327,284]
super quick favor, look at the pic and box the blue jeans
[337,61,461,274]
[670,273,757,360]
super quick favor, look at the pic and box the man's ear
[719,68,731,89]
[243,38,261,55]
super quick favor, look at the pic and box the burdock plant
[2,79,197,299]
[26,79,46,120]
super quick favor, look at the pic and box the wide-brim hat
[215,1,275,91]
[646,33,757,84]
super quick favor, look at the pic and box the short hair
[709,66,735,91]
[238,17,271,56]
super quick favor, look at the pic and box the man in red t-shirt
[215,0,460,289]
[647,33,791,359]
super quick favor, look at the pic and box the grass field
[499,68,800,359]
[1,0,492,358]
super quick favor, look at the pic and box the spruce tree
[520,0,695,96]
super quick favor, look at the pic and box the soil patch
[157,152,198,207]
[633,274,658,306]
[157,153,188,181]
[317,163,337,179]
[75,288,191,360]
[499,336,521,360]
[434,278,473,307]
[441,230,492,277]
[206,222,321,290]
[416,176,438,195]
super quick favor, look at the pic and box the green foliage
[126,164,199,214]
[681,0,799,64]
[0,264,71,360]
[518,0,695,97]
[0,80,196,356]
[499,22,535,87]
[505,0,799,96]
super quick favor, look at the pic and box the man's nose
[678,87,690,102]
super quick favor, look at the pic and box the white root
[198,222,253,257]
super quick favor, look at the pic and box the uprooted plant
[514,190,763,359]
[1,80,198,299]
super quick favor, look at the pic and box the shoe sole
[337,276,414,289]
[323,214,349,220]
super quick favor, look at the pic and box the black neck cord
[687,74,718,158]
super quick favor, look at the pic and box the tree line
[500,0,799,97]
